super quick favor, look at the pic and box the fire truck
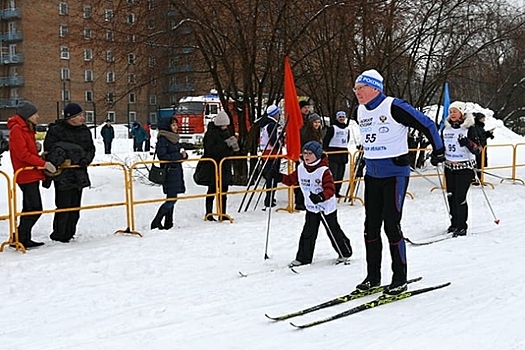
[157,91,239,148]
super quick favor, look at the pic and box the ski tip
[289,322,302,329]
[409,276,423,283]
[290,267,299,274]
[265,313,276,321]
[238,271,248,278]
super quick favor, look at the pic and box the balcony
[0,8,22,19]
[1,54,24,64]
[164,64,192,74]
[0,98,23,107]
[0,31,23,42]
[164,83,195,93]
[0,76,24,86]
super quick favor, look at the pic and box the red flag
[284,56,303,161]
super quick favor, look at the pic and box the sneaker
[288,260,305,268]
[383,282,408,296]
[355,278,380,291]
[453,228,467,237]
[447,226,457,233]
[336,256,351,265]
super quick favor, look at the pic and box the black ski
[290,282,451,329]
[405,233,454,246]
[265,277,423,321]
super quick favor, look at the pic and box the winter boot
[162,207,174,230]
[151,206,167,230]
[205,197,216,221]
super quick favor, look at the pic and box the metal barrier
[0,170,14,251]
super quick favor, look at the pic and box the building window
[83,5,92,19]
[128,73,136,84]
[149,112,157,124]
[128,53,136,65]
[84,70,93,82]
[127,13,135,24]
[148,0,155,10]
[127,0,136,5]
[84,28,92,40]
[106,111,115,123]
[60,68,70,81]
[149,95,157,105]
[129,111,136,123]
[129,92,136,104]
[85,90,93,102]
[107,92,114,105]
[106,50,114,62]
[84,48,93,61]
[85,111,94,123]
[147,19,155,29]
[105,9,113,21]
[128,34,136,43]
[148,57,156,67]
[59,25,68,37]
[59,2,68,15]
[105,30,114,42]
[62,90,70,101]
[60,46,70,59]
[106,71,115,83]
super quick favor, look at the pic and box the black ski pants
[51,188,83,242]
[328,161,346,196]
[363,175,409,286]
[445,167,472,230]
[295,210,352,264]
[17,181,43,243]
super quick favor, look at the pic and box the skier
[282,141,353,267]
[323,110,350,198]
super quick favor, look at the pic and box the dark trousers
[445,167,472,230]
[18,182,43,243]
[263,159,278,206]
[294,161,305,208]
[363,175,409,285]
[145,139,151,152]
[103,140,112,154]
[329,161,346,196]
[295,210,352,264]
[160,186,179,210]
[206,182,228,214]
[133,140,143,152]
[51,188,83,242]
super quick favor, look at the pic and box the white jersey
[328,125,350,149]
[443,127,476,162]
[298,164,337,214]
[259,117,278,151]
[357,97,409,159]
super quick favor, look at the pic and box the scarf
[158,130,180,144]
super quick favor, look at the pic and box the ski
[265,276,423,321]
[238,266,297,278]
[405,233,454,246]
[290,282,451,329]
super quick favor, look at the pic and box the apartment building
[0,0,197,125]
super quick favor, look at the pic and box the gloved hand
[458,135,468,147]
[430,148,445,166]
[225,136,240,152]
[35,141,42,153]
[309,192,325,204]
[44,162,57,174]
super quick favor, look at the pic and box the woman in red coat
[8,101,57,248]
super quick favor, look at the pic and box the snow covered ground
[1,111,525,350]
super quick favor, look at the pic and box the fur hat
[473,112,485,121]
[214,111,230,126]
[355,69,384,91]
[302,141,323,159]
[299,100,309,109]
[308,113,322,124]
[449,101,466,116]
[17,101,38,120]
[266,105,280,117]
[336,111,346,118]
[63,103,83,119]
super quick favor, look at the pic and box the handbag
[193,159,212,186]
[149,150,167,185]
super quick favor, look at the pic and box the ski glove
[430,148,446,166]
[458,135,468,147]
[44,162,57,174]
[309,192,325,204]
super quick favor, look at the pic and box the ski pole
[319,210,350,264]
[475,168,521,184]
[435,164,451,219]
[263,176,278,260]
[411,166,452,197]
[473,169,500,224]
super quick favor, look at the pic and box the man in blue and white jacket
[352,69,445,296]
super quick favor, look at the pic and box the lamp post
[93,101,97,139]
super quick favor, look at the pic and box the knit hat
[449,101,466,116]
[336,111,346,118]
[473,112,485,121]
[302,141,323,159]
[355,69,384,91]
[214,111,230,126]
[308,113,322,124]
[105,118,112,122]
[63,103,83,119]
[299,100,309,109]
[16,101,38,120]
[266,105,280,117]
[132,120,139,126]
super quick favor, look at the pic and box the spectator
[131,120,147,152]
[472,112,494,172]
[8,101,57,248]
[150,116,188,230]
[101,118,115,154]
[144,120,152,152]
[43,103,95,243]
[259,105,282,208]
[323,111,350,198]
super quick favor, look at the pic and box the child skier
[282,141,353,267]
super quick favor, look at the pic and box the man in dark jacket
[101,118,115,154]
[472,112,494,171]
[43,103,95,243]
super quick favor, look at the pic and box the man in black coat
[101,118,115,154]
[43,103,95,243]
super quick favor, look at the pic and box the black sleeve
[323,126,334,149]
